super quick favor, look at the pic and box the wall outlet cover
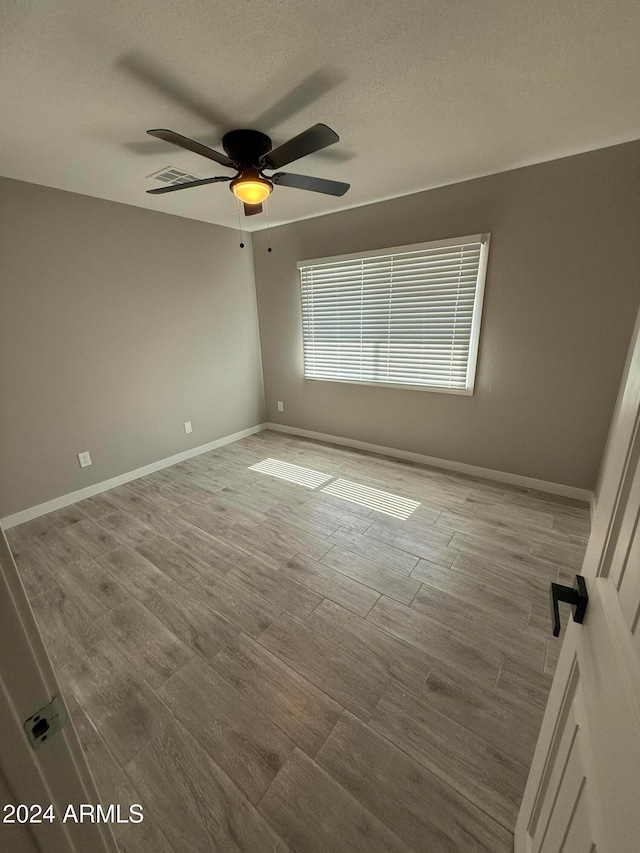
[78,451,92,468]
[184,421,193,434]
[277,401,284,412]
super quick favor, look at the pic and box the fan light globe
[231,171,273,205]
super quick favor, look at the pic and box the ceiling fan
[145,124,350,215]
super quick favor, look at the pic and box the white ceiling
[2,0,639,232]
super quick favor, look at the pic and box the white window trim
[297,232,491,396]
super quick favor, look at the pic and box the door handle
[550,575,588,637]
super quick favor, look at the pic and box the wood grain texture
[304,489,378,521]
[369,683,527,830]
[110,483,181,516]
[316,711,513,852]
[228,554,324,618]
[64,692,174,853]
[366,595,502,687]
[95,510,156,547]
[63,516,123,558]
[280,552,380,617]
[320,545,420,604]
[364,520,458,566]
[236,474,325,509]
[187,570,282,638]
[171,525,256,573]
[12,547,57,600]
[6,505,87,552]
[410,556,535,622]
[258,747,412,853]
[56,556,128,619]
[100,599,193,688]
[420,666,543,767]
[458,511,575,551]
[217,517,333,564]
[155,477,227,507]
[269,496,374,533]
[126,720,283,853]
[369,514,454,546]
[215,481,284,513]
[496,653,554,711]
[128,507,196,539]
[199,490,269,527]
[104,488,176,526]
[30,585,101,668]
[170,499,235,537]
[12,431,590,850]
[328,527,419,574]
[306,599,431,696]
[211,633,343,756]
[135,534,208,584]
[529,541,586,570]
[259,613,389,720]
[264,501,340,538]
[137,578,240,661]
[452,548,558,588]
[22,526,87,568]
[66,638,172,765]
[96,545,177,597]
[409,584,546,670]
[159,656,295,803]
[76,492,124,519]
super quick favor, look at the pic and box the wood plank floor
[7,431,591,852]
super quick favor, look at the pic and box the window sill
[303,376,474,395]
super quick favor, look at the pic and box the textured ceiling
[1,0,639,232]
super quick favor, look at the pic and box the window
[298,233,490,395]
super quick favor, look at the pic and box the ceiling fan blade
[244,203,263,216]
[147,129,235,168]
[147,176,231,195]
[263,124,339,170]
[272,172,350,197]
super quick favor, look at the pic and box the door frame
[584,309,640,586]
[0,526,118,853]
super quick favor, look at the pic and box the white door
[515,311,640,853]
[0,527,117,853]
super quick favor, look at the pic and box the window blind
[298,233,490,394]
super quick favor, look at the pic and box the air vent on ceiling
[146,166,205,185]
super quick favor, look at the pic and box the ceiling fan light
[230,171,273,205]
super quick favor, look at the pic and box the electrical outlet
[184,421,193,434]
[77,451,92,468]
[277,401,284,412]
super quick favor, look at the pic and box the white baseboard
[1,423,267,530]
[266,422,593,504]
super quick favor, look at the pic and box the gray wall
[0,178,265,517]
[252,141,640,491]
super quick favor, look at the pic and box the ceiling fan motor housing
[145,124,350,203]
[222,129,273,168]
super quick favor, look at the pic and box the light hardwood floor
[7,431,591,852]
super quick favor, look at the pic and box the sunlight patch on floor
[248,458,333,489]
[321,478,420,519]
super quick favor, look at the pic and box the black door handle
[550,575,588,637]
